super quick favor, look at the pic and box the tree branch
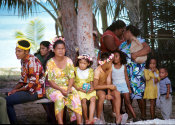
[47,0,58,16]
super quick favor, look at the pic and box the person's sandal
[121,113,128,124]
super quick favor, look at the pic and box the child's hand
[76,87,81,91]
[79,88,87,93]
[106,94,113,100]
[155,78,159,83]
[87,87,94,93]
[108,85,116,90]
[151,67,156,72]
[128,88,132,94]
[166,94,169,99]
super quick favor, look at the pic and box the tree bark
[148,0,155,53]
[59,0,77,64]
[77,0,97,68]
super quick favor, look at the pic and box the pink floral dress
[45,57,82,121]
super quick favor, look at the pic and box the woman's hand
[131,52,138,60]
[67,88,72,95]
[60,89,68,97]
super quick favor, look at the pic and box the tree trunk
[77,0,97,68]
[148,0,155,54]
[59,0,77,64]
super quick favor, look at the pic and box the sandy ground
[0,81,175,124]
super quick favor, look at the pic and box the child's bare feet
[116,115,122,124]
[85,120,89,124]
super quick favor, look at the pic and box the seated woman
[6,39,45,124]
[45,37,82,124]
[34,41,57,123]
[34,41,51,67]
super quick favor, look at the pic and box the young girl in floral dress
[45,37,82,124]
[74,54,96,124]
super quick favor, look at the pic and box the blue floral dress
[119,40,145,99]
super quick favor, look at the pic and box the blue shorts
[114,83,129,94]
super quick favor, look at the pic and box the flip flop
[121,113,128,124]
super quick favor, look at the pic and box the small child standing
[159,67,172,119]
[143,58,160,119]
[74,54,96,124]
[110,50,137,121]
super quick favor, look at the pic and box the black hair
[34,41,50,56]
[76,56,93,68]
[100,52,111,61]
[18,40,30,48]
[159,66,168,73]
[126,25,140,37]
[106,20,126,31]
[43,39,65,71]
[113,50,127,65]
[145,56,158,69]
[40,41,50,48]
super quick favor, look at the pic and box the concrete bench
[33,98,52,104]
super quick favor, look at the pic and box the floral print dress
[119,40,145,99]
[74,67,96,100]
[45,57,82,121]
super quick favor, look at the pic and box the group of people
[0,20,173,124]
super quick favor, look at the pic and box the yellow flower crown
[16,39,31,50]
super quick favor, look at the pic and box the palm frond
[14,31,26,39]
[15,18,45,53]
[0,0,37,17]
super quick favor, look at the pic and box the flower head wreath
[49,36,65,51]
[78,54,93,62]
[98,53,114,65]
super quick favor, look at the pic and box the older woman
[119,25,151,120]
[45,38,82,124]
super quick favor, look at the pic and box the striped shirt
[159,77,172,95]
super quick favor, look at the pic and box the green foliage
[14,18,45,53]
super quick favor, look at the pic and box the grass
[0,68,20,81]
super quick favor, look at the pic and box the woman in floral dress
[45,38,82,124]
[119,25,150,120]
